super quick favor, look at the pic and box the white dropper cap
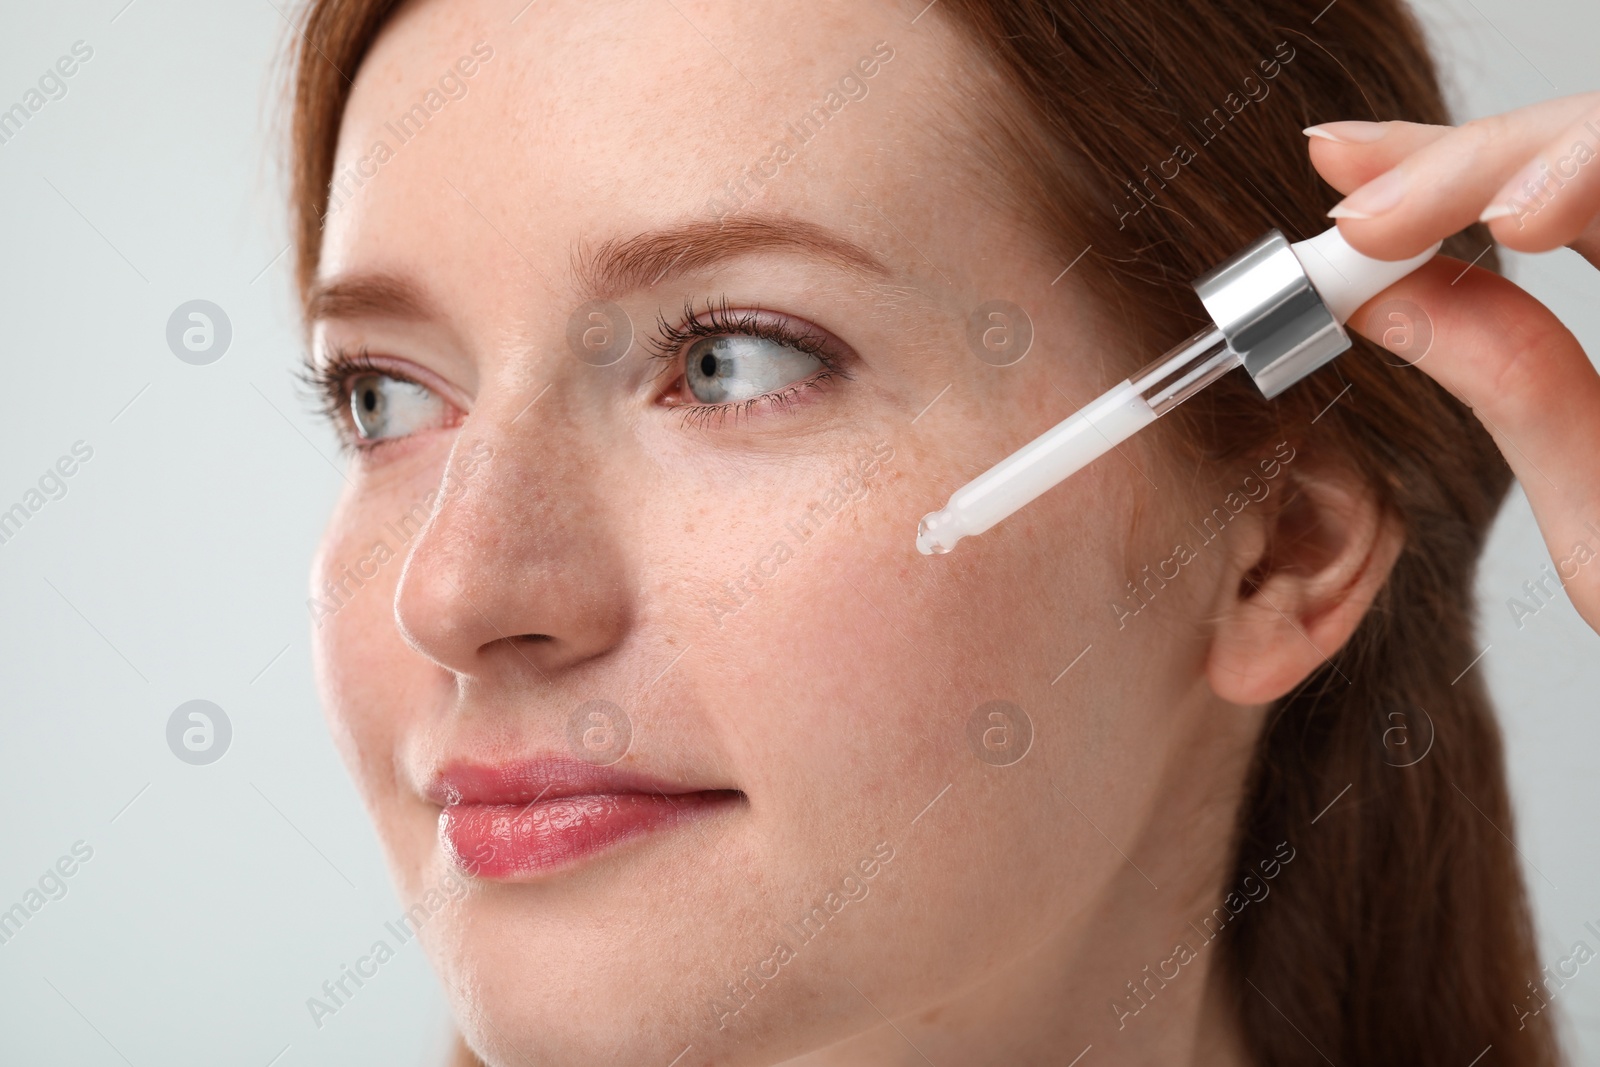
[914,225,1442,555]
[1289,226,1440,323]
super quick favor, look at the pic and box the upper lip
[425,756,720,807]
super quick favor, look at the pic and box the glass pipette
[916,225,1440,555]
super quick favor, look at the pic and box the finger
[1347,257,1600,630]
[1572,213,1600,270]
[1305,121,1451,195]
[1327,92,1600,261]
[1481,104,1600,257]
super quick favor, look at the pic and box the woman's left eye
[348,373,449,442]
[682,335,826,405]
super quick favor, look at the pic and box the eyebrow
[307,271,438,323]
[575,213,890,297]
[308,214,890,323]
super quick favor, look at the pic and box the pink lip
[428,757,740,880]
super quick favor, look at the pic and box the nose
[393,408,631,682]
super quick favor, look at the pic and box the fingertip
[1305,140,1377,197]
[1479,218,1564,256]
[1475,210,1544,254]
[1324,215,1442,267]
[1301,120,1457,198]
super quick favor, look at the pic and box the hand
[1305,92,1600,632]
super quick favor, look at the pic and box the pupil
[699,353,718,378]
[362,388,378,412]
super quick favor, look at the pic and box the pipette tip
[916,512,958,555]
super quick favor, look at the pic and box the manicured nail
[1304,121,1388,144]
[1480,160,1543,225]
[1327,166,1407,220]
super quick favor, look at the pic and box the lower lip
[439,791,737,879]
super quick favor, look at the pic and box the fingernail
[1326,166,1407,220]
[1304,121,1388,144]
[1480,160,1542,225]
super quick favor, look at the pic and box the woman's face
[311,0,1252,1060]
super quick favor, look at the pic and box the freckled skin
[310,0,1275,1064]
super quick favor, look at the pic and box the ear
[1205,459,1403,706]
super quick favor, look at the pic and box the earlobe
[1205,464,1403,706]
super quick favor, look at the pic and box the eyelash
[302,297,847,445]
[647,296,849,429]
[298,345,426,454]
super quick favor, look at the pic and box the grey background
[0,1,1595,1064]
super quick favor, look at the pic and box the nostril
[514,634,555,644]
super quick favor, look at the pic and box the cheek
[654,418,1150,802]
[665,442,1153,971]
[312,488,454,902]
[311,481,433,798]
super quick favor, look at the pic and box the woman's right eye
[348,372,449,443]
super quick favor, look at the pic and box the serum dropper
[915,225,1439,555]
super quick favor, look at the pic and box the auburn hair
[286,1,1557,1063]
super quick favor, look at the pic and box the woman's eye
[683,335,825,404]
[348,373,448,442]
